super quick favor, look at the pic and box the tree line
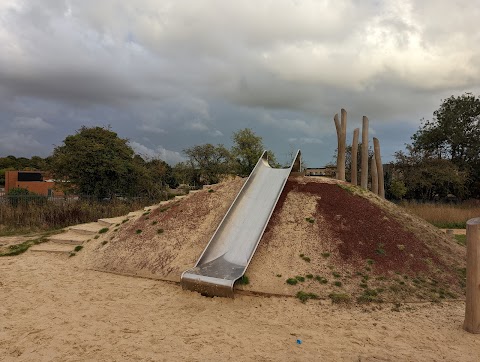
[0,127,275,199]
[2,92,479,202]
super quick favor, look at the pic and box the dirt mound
[87,176,466,303]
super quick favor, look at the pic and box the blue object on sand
[296,339,302,345]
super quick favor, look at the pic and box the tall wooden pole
[334,109,347,181]
[464,217,480,334]
[371,156,378,195]
[373,137,385,198]
[351,128,359,185]
[360,116,369,189]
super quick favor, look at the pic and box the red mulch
[274,180,446,275]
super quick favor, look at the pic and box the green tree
[389,179,407,200]
[412,93,480,197]
[393,146,467,200]
[51,126,137,198]
[183,144,232,185]
[231,128,264,176]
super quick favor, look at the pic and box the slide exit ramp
[181,150,301,298]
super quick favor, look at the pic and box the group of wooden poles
[333,108,385,198]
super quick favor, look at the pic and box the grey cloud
[12,116,52,130]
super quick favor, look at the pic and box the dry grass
[401,201,480,228]
[0,198,157,235]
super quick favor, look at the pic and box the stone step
[30,242,75,254]
[97,216,126,227]
[69,222,105,235]
[49,231,90,245]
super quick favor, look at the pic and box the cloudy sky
[1,1,479,166]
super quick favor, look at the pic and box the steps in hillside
[69,222,105,235]
[98,216,127,227]
[30,242,75,254]
[49,231,91,245]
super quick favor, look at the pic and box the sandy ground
[1,251,480,362]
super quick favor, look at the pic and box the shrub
[236,275,249,285]
[74,245,83,252]
[286,278,298,285]
[296,291,318,303]
[136,229,142,234]
[295,276,305,282]
[328,293,351,304]
[98,228,109,234]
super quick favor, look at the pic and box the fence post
[464,217,480,333]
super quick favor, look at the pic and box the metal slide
[181,150,301,298]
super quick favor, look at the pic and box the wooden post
[371,156,378,195]
[360,116,369,189]
[373,137,385,198]
[351,128,359,185]
[334,109,347,181]
[464,217,480,334]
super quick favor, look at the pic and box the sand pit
[1,252,479,361]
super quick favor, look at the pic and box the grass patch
[306,274,313,279]
[321,252,330,258]
[98,227,109,234]
[208,189,215,193]
[454,234,466,246]
[295,275,305,282]
[0,233,53,257]
[329,293,351,304]
[236,275,249,285]
[286,278,298,285]
[94,235,100,239]
[136,229,142,234]
[332,271,341,278]
[315,276,328,284]
[375,243,386,255]
[333,281,342,287]
[101,240,108,246]
[296,291,318,303]
[400,201,480,229]
[157,228,164,234]
[152,221,158,225]
[74,245,83,252]
[305,217,315,223]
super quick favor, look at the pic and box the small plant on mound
[296,291,318,303]
[295,275,305,282]
[299,254,311,262]
[333,281,342,287]
[152,221,158,225]
[157,229,164,234]
[98,227,109,234]
[94,235,100,239]
[236,275,249,285]
[329,293,351,304]
[286,278,298,285]
[357,288,383,303]
[315,276,328,284]
[69,252,76,257]
[332,271,341,278]
[122,219,129,224]
[136,229,142,234]
[101,240,108,246]
[321,252,330,258]
[208,189,215,193]
[305,217,315,223]
[160,207,169,212]
[306,274,313,279]
[375,243,386,255]
[276,274,282,277]
[74,245,83,252]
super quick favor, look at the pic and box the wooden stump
[360,116,369,189]
[334,109,347,181]
[351,128,359,186]
[373,137,384,198]
[464,217,480,333]
[371,156,378,195]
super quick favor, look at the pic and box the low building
[5,171,62,196]
[305,166,336,177]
